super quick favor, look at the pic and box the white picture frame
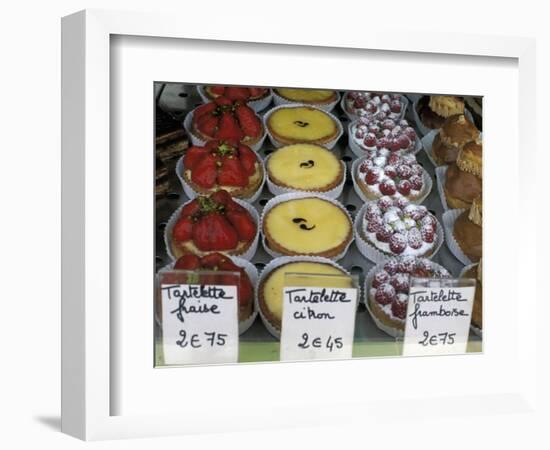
[61,9,538,441]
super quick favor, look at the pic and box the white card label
[403,281,475,356]
[280,287,358,361]
[160,283,239,365]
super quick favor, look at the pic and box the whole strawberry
[234,103,261,138]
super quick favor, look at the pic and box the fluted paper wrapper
[271,89,340,112]
[354,202,444,264]
[435,165,450,211]
[255,255,354,340]
[262,104,344,150]
[183,108,267,152]
[259,192,354,261]
[164,198,260,262]
[442,209,474,266]
[459,263,482,338]
[175,155,266,203]
[340,92,409,122]
[157,257,259,335]
[350,157,432,205]
[196,85,273,112]
[347,120,422,159]
[264,155,346,199]
[420,129,439,166]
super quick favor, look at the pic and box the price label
[159,271,239,366]
[402,278,476,356]
[280,285,358,361]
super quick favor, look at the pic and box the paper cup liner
[262,104,344,150]
[259,192,354,262]
[354,202,444,264]
[183,108,267,152]
[264,154,346,199]
[156,257,259,335]
[164,197,260,262]
[255,255,355,340]
[196,85,273,112]
[459,263,483,338]
[350,157,432,205]
[340,92,409,122]
[442,209,474,266]
[364,298,404,338]
[435,165,450,211]
[347,120,422,159]
[271,89,341,112]
[420,129,439,166]
[412,97,476,138]
[175,155,266,204]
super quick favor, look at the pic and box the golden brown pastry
[453,206,482,263]
[433,114,479,165]
[444,163,482,209]
[457,138,482,178]
[429,96,465,118]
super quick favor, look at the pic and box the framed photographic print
[62,8,538,441]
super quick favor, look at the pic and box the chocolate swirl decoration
[293,120,309,128]
[292,217,316,231]
[299,160,315,169]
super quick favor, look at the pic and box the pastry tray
[154,84,482,363]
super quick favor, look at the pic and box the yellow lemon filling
[268,107,337,142]
[276,88,335,103]
[267,144,341,191]
[263,262,351,321]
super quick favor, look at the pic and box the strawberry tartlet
[201,85,269,103]
[361,197,439,258]
[180,140,263,199]
[170,190,257,259]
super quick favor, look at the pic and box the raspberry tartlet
[367,256,450,334]
[360,197,440,258]
[191,97,263,147]
[172,252,255,322]
[179,140,263,199]
[169,190,258,259]
[354,151,427,202]
[343,92,407,120]
[349,116,418,156]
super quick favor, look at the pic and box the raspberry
[359,160,372,173]
[390,100,402,113]
[372,271,390,288]
[355,128,365,139]
[404,126,417,141]
[365,203,382,220]
[397,164,413,179]
[379,179,397,196]
[365,102,377,114]
[384,165,397,178]
[367,215,384,233]
[391,296,408,319]
[376,223,393,242]
[382,119,396,130]
[398,256,417,273]
[406,204,427,221]
[421,225,435,243]
[377,137,391,149]
[378,196,394,211]
[353,97,366,109]
[389,139,401,152]
[369,124,381,134]
[397,179,412,196]
[363,135,377,147]
[393,197,409,210]
[389,233,407,254]
[421,214,437,231]
[381,94,392,103]
[375,283,396,305]
[397,134,412,150]
[384,259,400,275]
[387,154,400,166]
[410,163,423,176]
[390,273,410,293]
[366,168,381,185]
[407,228,423,249]
[410,175,423,191]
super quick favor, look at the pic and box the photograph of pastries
[154,82,483,366]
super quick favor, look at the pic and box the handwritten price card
[280,274,357,361]
[403,278,476,356]
[159,271,239,366]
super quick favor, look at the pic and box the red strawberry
[191,153,219,188]
[180,199,200,218]
[200,252,227,270]
[196,113,218,137]
[174,254,201,270]
[209,85,226,96]
[183,146,208,170]
[216,111,244,141]
[236,268,253,306]
[248,87,266,98]
[234,104,261,138]
[225,87,250,101]
[193,102,217,121]
[218,157,248,187]
[217,255,239,271]
[237,144,258,176]
[226,210,256,241]
[210,190,233,207]
[193,213,238,251]
[214,96,233,107]
[173,217,193,242]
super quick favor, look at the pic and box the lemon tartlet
[267,144,343,193]
[274,88,337,105]
[263,197,352,258]
[267,106,339,145]
[259,261,351,330]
